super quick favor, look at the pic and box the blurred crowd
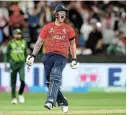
[0,1,126,55]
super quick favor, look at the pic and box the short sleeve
[39,25,48,39]
[68,26,75,39]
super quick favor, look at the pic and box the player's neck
[15,38,21,41]
[55,20,64,26]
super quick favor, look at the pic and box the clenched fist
[70,59,79,69]
[26,54,35,66]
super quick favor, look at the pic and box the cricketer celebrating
[4,29,27,104]
[26,5,79,113]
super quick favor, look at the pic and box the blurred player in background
[26,5,79,113]
[4,29,27,104]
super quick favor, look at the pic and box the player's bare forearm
[32,37,44,56]
[70,39,77,59]
[96,39,102,49]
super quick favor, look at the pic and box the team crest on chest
[49,28,54,33]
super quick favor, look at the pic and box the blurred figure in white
[0,3,9,43]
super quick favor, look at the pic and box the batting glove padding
[70,59,79,69]
[26,54,35,66]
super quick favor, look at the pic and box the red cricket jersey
[39,22,75,58]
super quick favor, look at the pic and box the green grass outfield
[0,92,125,115]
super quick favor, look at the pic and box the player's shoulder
[43,22,54,28]
[64,23,74,30]
[7,39,14,46]
[63,23,75,32]
[8,38,14,43]
[21,39,27,43]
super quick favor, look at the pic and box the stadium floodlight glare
[96,22,101,27]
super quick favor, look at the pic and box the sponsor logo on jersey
[52,35,66,40]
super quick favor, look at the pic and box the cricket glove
[26,54,35,66]
[70,59,79,69]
